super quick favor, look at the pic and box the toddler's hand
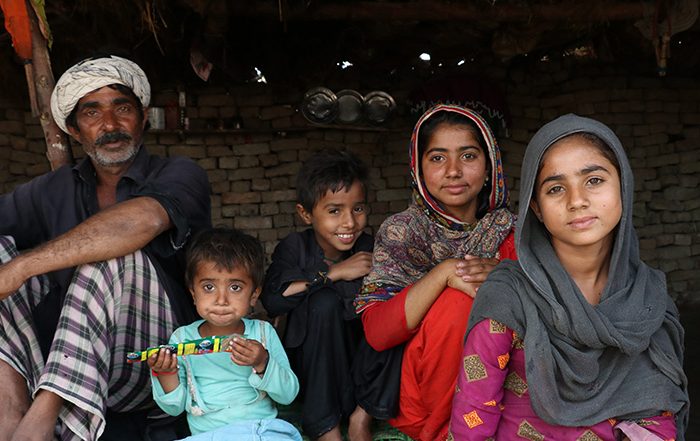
[147,347,178,374]
[328,251,372,281]
[229,336,269,374]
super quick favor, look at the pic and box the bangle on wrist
[308,270,329,288]
[152,369,178,377]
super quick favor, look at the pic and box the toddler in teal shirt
[148,228,301,440]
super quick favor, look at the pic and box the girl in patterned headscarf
[353,104,516,441]
[449,114,688,440]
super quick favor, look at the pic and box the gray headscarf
[50,55,151,133]
[468,114,689,436]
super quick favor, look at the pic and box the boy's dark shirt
[0,146,211,355]
[261,229,373,349]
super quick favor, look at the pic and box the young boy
[148,228,302,441]
[261,149,373,441]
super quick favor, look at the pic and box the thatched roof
[2,0,699,103]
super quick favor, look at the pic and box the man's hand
[1,198,171,300]
[327,251,373,282]
[0,259,28,301]
[229,336,269,375]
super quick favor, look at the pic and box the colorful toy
[126,334,243,363]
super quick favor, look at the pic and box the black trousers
[351,336,403,421]
[288,289,364,438]
[99,409,190,441]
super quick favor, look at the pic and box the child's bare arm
[327,251,372,281]
[147,348,180,393]
[266,238,310,298]
[281,280,309,297]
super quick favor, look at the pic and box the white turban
[50,55,151,133]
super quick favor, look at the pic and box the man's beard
[89,131,140,166]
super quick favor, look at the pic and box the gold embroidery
[497,353,510,369]
[607,419,617,426]
[504,372,528,397]
[577,430,604,441]
[464,354,488,382]
[489,319,506,333]
[512,332,524,350]
[463,411,483,429]
[484,400,497,407]
[517,420,544,441]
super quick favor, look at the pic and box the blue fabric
[179,419,301,441]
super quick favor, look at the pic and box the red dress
[362,233,517,441]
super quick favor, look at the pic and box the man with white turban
[0,55,211,441]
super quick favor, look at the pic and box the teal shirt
[151,317,299,435]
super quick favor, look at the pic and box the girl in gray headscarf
[449,114,688,440]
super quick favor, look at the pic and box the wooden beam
[228,1,650,22]
[27,0,73,169]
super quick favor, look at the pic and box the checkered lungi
[0,236,176,441]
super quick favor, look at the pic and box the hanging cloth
[635,0,699,76]
[0,0,43,114]
[0,0,32,60]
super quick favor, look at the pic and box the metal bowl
[336,89,365,124]
[364,91,396,124]
[300,87,338,124]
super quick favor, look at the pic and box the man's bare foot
[0,360,30,441]
[348,405,372,441]
[317,425,343,441]
[10,389,62,441]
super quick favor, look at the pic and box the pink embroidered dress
[449,319,676,441]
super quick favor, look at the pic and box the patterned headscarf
[50,55,150,133]
[355,104,515,313]
[410,104,509,228]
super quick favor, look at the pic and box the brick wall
[501,61,700,305]
[0,99,50,193]
[1,61,698,304]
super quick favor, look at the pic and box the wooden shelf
[148,124,407,135]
